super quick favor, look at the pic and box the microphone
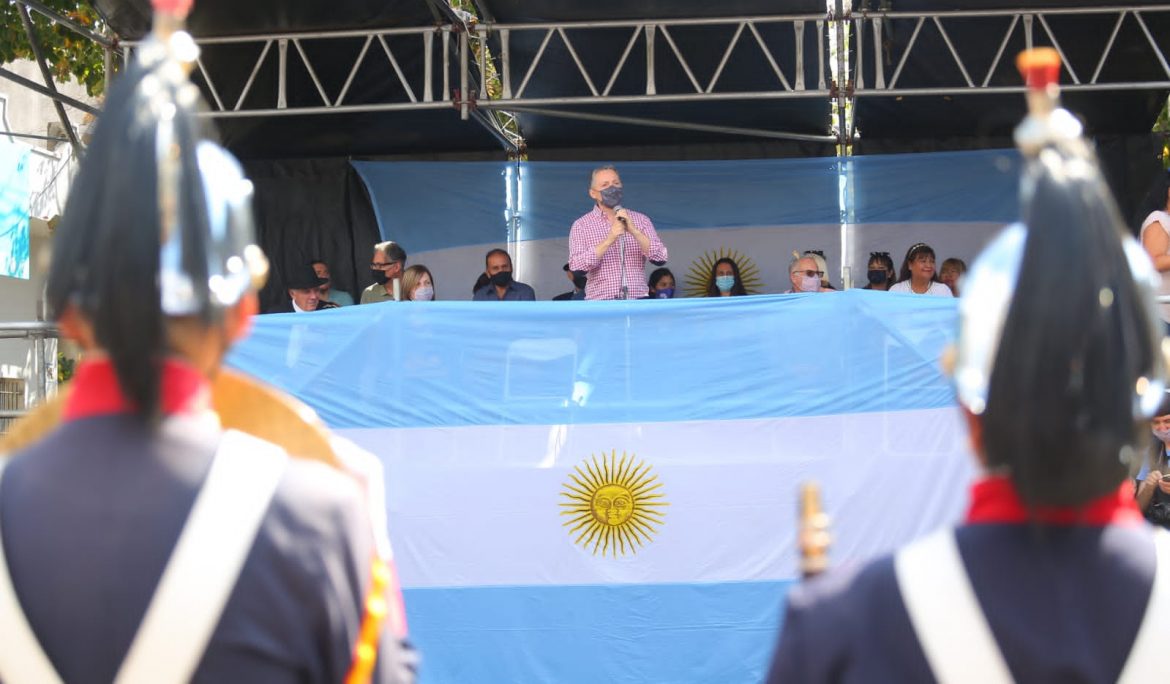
[613,204,628,224]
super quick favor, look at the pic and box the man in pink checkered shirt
[568,165,668,300]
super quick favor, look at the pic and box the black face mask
[372,270,390,285]
[867,269,888,285]
[572,274,588,290]
[490,271,514,288]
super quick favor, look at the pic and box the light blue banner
[0,140,31,280]
[229,290,960,429]
[352,150,1020,253]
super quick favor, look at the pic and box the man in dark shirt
[553,262,587,301]
[473,248,536,301]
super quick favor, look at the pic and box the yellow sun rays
[683,247,765,298]
[559,450,668,557]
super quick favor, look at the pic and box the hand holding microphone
[608,215,627,240]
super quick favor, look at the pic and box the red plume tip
[152,0,193,16]
[1016,48,1061,90]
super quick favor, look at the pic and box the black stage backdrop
[245,159,381,314]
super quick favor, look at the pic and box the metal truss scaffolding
[8,3,1169,152]
[112,4,1170,149]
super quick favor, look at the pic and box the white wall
[0,59,95,405]
[0,59,94,149]
[0,222,54,406]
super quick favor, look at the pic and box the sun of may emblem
[683,247,765,297]
[560,450,668,557]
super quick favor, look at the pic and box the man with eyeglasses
[360,241,408,304]
[786,254,831,293]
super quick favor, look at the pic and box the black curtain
[244,158,381,313]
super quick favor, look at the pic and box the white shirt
[1141,210,1170,323]
[889,280,953,297]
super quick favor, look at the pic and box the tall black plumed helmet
[952,48,1166,509]
[45,1,267,421]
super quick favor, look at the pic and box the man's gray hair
[375,240,407,264]
[589,164,619,188]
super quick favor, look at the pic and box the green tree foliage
[1156,98,1169,169]
[0,1,108,96]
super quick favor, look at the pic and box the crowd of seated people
[272,239,971,312]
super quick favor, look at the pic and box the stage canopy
[88,0,1170,160]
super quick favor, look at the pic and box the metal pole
[277,38,288,109]
[34,333,45,405]
[0,130,71,143]
[0,68,100,116]
[103,43,112,94]
[459,29,470,120]
[424,29,434,102]
[0,322,58,334]
[16,4,85,157]
[494,104,836,142]
[500,28,512,98]
[833,0,849,148]
[834,0,851,291]
[646,24,656,95]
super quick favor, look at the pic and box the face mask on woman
[867,269,887,285]
[1154,426,1170,444]
[799,275,820,292]
[715,275,735,292]
[655,287,675,299]
[414,286,434,301]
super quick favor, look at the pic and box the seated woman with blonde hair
[401,265,435,301]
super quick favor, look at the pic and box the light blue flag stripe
[403,580,795,684]
[228,290,961,430]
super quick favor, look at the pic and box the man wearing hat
[274,263,340,313]
[553,262,587,301]
[766,49,1170,683]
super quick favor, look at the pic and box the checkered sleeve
[636,214,668,264]
[568,219,602,272]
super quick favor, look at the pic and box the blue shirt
[473,281,536,301]
[325,290,355,307]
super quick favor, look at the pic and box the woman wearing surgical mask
[705,257,747,297]
[648,267,676,299]
[1136,394,1170,528]
[401,264,436,301]
[862,252,896,291]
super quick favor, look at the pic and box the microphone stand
[616,208,628,300]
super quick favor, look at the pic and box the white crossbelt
[0,429,287,684]
[895,527,1170,684]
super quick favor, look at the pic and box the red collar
[965,475,1142,526]
[63,357,211,421]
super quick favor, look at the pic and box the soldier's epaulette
[345,556,394,684]
[1,369,341,471]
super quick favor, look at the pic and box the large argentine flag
[229,291,975,683]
